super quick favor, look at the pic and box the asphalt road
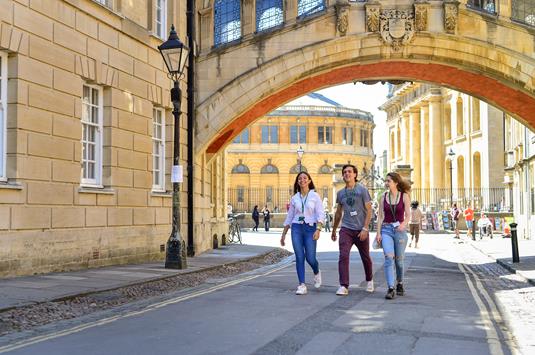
[0,230,525,355]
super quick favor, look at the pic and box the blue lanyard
[299,192,309,213]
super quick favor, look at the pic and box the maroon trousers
[339,227,373,287]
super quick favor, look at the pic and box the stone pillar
[428,96,444,189]
[420,103,429,189]
[400,113,409,164]
[286,0,298,22]
[242,0,255,36]
[409,108,421,187]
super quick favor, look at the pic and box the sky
[315,83,390,156]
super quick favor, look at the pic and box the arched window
[231,163,250,174]
[456,97,464,136]
[318,164,332,174]
[290,164,308,174]
[214,0,241,46]
[297,0,325,17]
[256,0,283,32]
[261,163,279,174]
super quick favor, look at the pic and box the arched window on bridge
[256,0,284,32]
[512,0,535,26]
[214,0,241,46]
[297,0,325,18]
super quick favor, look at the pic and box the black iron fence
[228,186,511,213]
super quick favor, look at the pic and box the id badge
[392,221,400,228]
[350,211,358,217]
[298,216,305,222]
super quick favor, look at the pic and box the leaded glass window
[214,0,241,46]
[512,0,535,26]
[318,126,332,144]
[231,162,251,174]
[297,0,325,18]
[342,127,353,145]
[290,163,307,174]
[261,163,279,174]
[256,0,284,32]
[261,125,279,143]
[467,0,496,13]
[233,128,250,143]
[81,84,103,186]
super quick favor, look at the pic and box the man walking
[464,204,474,238]
[331,164,374,296]
[451,203,461,239]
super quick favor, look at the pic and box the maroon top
[383,192,405,223]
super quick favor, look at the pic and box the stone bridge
[194,0,535,157]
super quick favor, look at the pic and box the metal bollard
[510,222,520,263]
[472,218,476,241]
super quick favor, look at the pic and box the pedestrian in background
[252,205,260,232]
[323,197,331,232]
[262,206,271,231]
[409,201,423,248]
[375,172,411,300]
[464,204,474,238]
[451,203,461,239]
[331,164,374,296]
[280,172,324,295]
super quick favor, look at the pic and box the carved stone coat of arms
[379,9,415,51]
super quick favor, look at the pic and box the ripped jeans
[381,224,408,288]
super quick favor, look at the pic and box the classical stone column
[428,95,444,190]
[400,113,409,164]
[420,103,429,189]
[409,108,421,187]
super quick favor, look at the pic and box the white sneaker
[295,284,307,295]
[336,286,349,296]
[366,280,374,293]
[314,271,322,288]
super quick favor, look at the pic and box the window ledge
[151,191,173,197]
[0,181,23,190]
[78,186,116,195]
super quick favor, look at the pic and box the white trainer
[366,280,374,293]
[314,271,322,288]
[295,284,307,295]
[336,286,349,296]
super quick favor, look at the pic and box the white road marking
[0,262,292,354]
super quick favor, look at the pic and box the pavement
[0,244,278,312]
[1,228,534,313]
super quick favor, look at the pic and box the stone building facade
[504,117,535,239]
[380,83,506,211]
[0,0,225,277]
[226,93,375,213]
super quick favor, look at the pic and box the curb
[0,247,287,314]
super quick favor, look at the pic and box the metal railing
[228,186,511,213]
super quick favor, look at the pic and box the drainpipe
[187,0,196,257]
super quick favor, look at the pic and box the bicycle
[227,214,242,244]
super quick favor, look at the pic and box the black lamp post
[448,148,455,230]
[297,146,304,172]
[158,25,189,269]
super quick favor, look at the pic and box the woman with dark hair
[252,205,260,232]
[375,172,411,299]
[280,172,325,295]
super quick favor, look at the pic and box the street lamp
[158,25,189,269]
[297,146,304,172]
[448,148,455,230]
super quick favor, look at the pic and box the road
[1,229,532,355]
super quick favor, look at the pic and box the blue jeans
[291,223,319,284]
[381,224,408,288]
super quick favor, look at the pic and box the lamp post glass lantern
[158,25,189,269]
[297,146,304,173]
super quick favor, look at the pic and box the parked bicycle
[227,214,242,244]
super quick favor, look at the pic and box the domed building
[226,93,375,212]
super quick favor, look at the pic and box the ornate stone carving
[414,3,428,32]
[379,9,415,51]
[335,2,350,36]
[444,1,459,34]
[365,4,381,33]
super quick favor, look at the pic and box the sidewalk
[0,244,278,312]
[465,234,535,285]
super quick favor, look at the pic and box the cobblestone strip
[0,249,292,338]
